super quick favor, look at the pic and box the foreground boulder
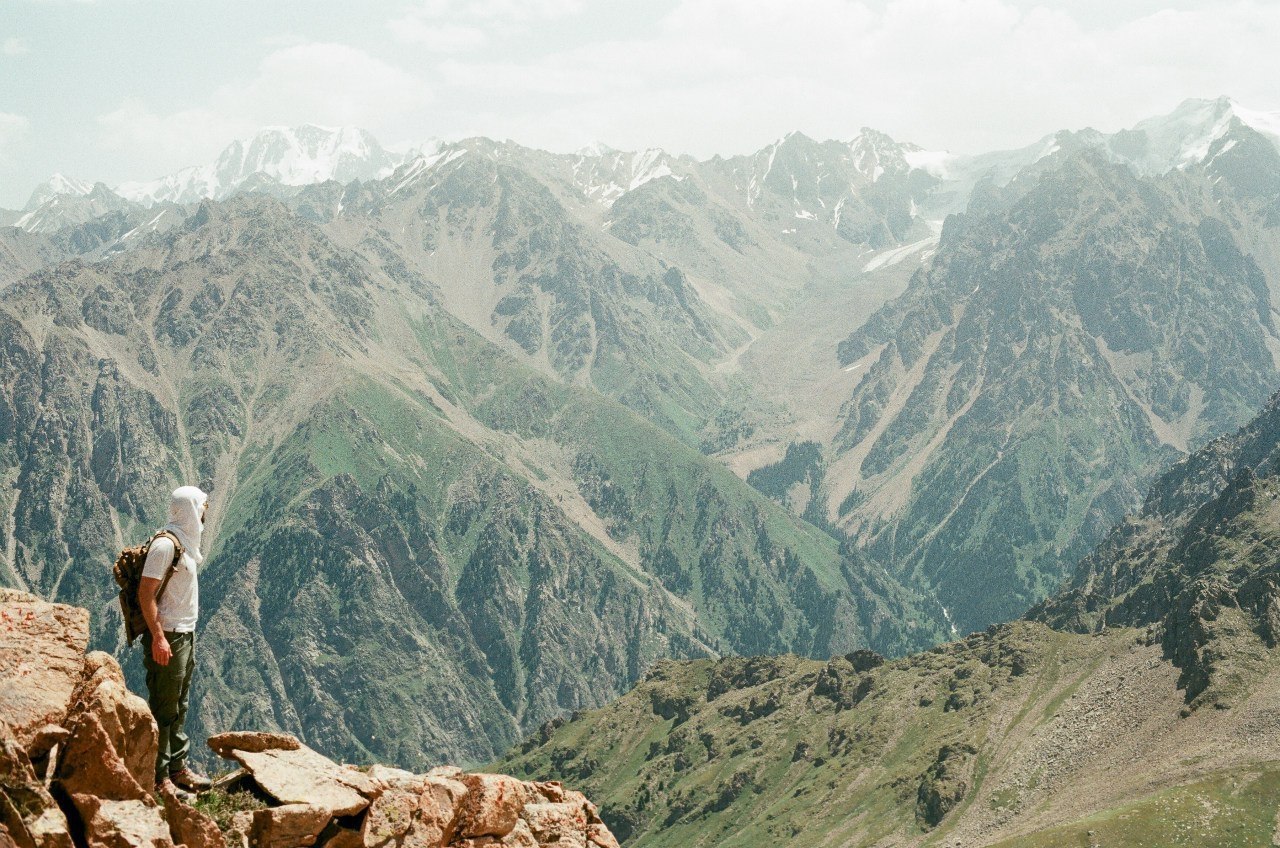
[0,590,173,848]
[0,589,89,755]
[2,592,621,848]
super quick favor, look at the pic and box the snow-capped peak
[115,125,410,207]
[23,173,94,211]
[849,128,926,182]
[1120,96,1280,174]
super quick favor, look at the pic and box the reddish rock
[531,783,567,803]
[457,774,540,839]
[70,796,174,848]
[367,764,424,792]
[161,794,225,848]
[249,804,332,848]
[0,720,73,848]
[226,811,255,848]
[0,590,88,754]
[26,724,70,763]
[359,787,416,848]
[413,772,468,846]
[320,826,363,848]
[206,732,300,758]
[57,711,150,803]
[65,653,156,790]
[456,818,538,847]
[518,802,588,845]
[585,824,620,848]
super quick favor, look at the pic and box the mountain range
[3,95,1280,792]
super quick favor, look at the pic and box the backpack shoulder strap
[149,531,184,604]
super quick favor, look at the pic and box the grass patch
[192,786,271,833]
[990,764,1280,848]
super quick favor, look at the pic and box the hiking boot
[155,777,195,803]
[170,766,213,792]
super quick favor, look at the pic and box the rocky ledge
[0,589,620,848]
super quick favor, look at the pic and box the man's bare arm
[139,577,171,666]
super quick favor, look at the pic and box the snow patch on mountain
[862,234,939,272]
[572,146,680,206]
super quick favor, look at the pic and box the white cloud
[388,18,488,52]
[0,113,31,160]
[387,0,584,52]
[236,43,431,127]
[3,38,31,56]
[394,0,583,23]
[95,42,432,175]
[428,0,1280,157]
[97,100,246,166]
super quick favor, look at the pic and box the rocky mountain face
[773,138,1280,633]
[0,190,941,771]
[0,587,620,848]
[502,385,1280,847]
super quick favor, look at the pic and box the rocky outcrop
[207,735,618,848]
[0,589,172,848]
[0,591,620,848]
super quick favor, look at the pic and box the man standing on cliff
[138,485,214,799]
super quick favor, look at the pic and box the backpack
[113,531,184,646]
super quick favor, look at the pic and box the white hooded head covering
[163,485,208,566]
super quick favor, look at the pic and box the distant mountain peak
[114,124,409,207]
[23,172,94,211]
[1121,95,1280,174]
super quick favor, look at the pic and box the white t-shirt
[141,535,199,634]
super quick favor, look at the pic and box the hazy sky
[2,0,1279,208]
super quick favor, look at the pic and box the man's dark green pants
[141,630,195,781]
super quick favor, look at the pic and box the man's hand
[151,633,172,666]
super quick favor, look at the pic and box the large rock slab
[358,787,417,848]
[455,819,538,848]
[0,590,88,753]
[70,796,173,848]
[206,732,299,759]
[216,742,377,817]
[518,802,587,847]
